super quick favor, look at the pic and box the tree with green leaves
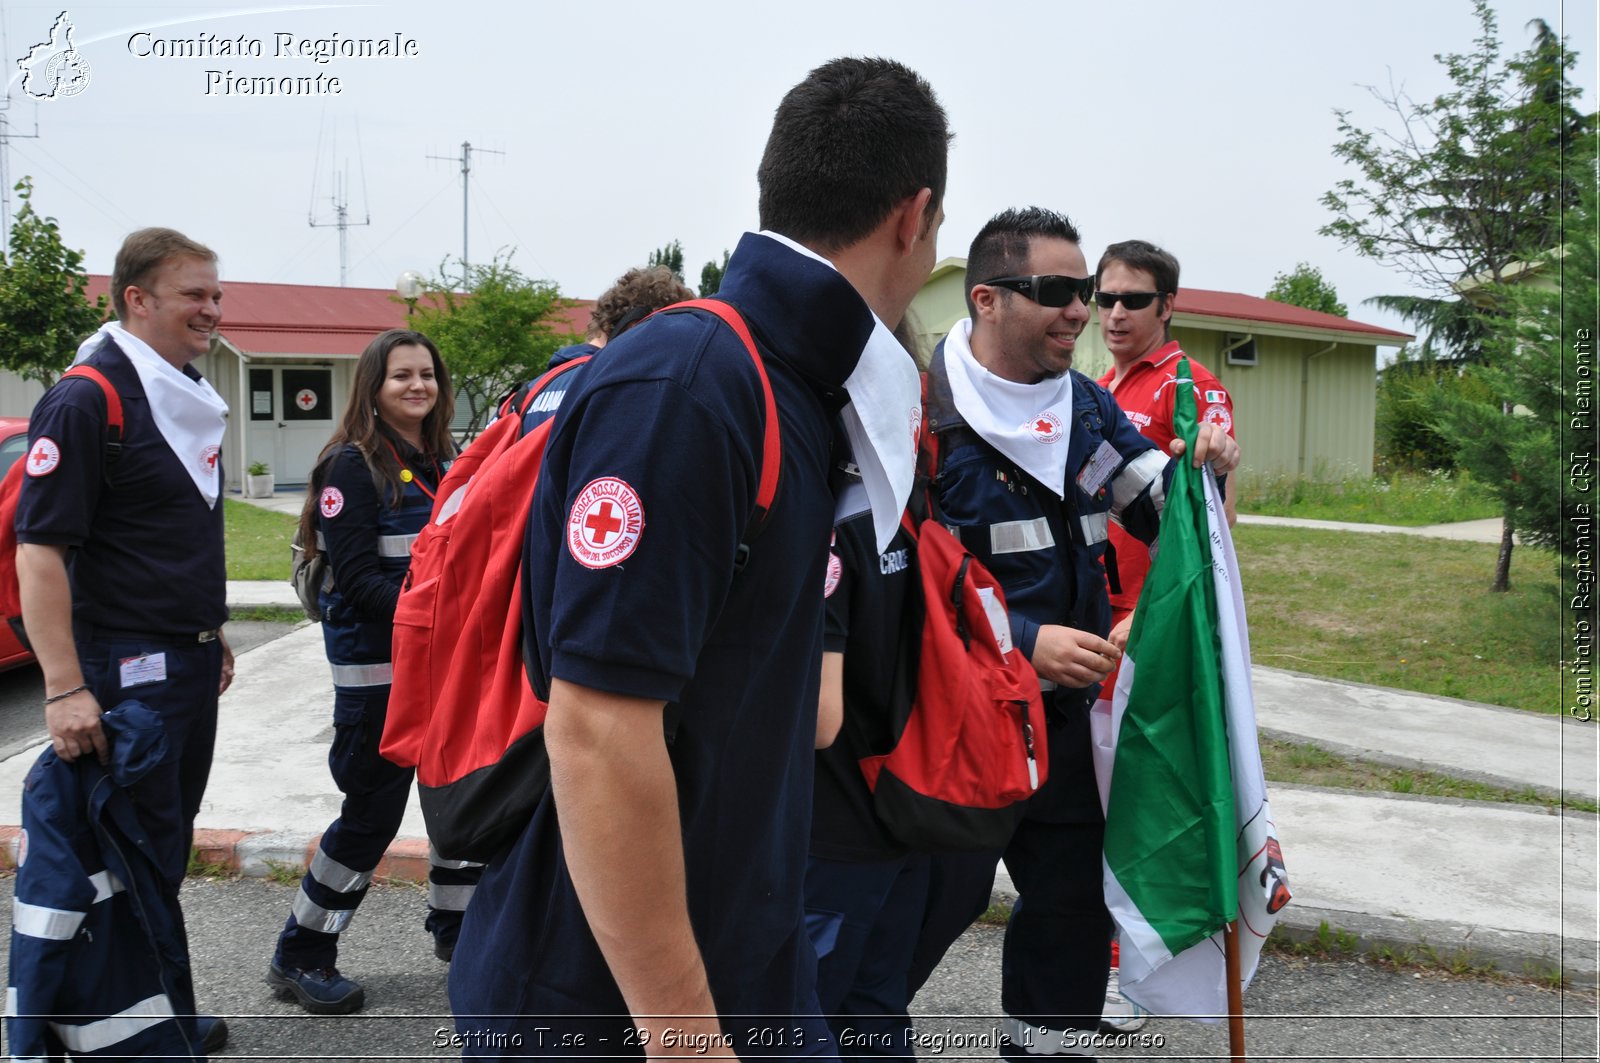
[1265,262,1347,316]
[1320,0,1589,590]
[699,250,730,297]
[647,240,685,282]
[0,177,106,388]
[406,251,569,435]
[1434,172,1596,565]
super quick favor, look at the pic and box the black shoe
[265,961,366,1015]
[434,937,455,962]
[198,1014,229,1054]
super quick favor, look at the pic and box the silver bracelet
[44,684,89,706]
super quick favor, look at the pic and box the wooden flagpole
[1224,921,1245,1060]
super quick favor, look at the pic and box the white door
[246,366,336,484]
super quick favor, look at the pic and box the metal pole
[461,141,470,288]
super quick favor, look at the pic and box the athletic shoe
[265,961,366,1015]
[1099,965,1149,1034]
[198,1014,229,1054]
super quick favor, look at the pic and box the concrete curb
[987,871,1597,989]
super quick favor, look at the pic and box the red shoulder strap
[502,354,594,420]
[61,365,124,439]
[661,299,781,525]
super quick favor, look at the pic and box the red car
[0,415,37,671]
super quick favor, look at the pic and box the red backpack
[0,366,125,650]
[856,409,1049,853]
[380,299,779,862]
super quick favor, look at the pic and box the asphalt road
[1,875,1593,1062]
[0,619,294,759]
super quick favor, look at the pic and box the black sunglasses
[979,274,1095,308]
[1094,290,1164,311]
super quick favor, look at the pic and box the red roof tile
[85,276,594,356]
[1175,287,1410,340]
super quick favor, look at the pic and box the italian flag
[1093,357,1291,1019]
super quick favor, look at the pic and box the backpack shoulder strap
[658,299,781,528]
[59,364,125,467]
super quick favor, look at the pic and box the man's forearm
[545,678,725,1044]
[17,543,84,693]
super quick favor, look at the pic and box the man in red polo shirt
[1097,239,1236,645]
[1092,238,1237,1034]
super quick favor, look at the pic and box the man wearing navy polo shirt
[450,57,949,1057]
[14,227,233,1056]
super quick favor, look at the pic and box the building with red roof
[0,277,591,488]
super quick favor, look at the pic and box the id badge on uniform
[1075,440,1121,496]
[120,652,168,688]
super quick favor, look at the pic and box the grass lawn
[223,500,297,581]
[1237,470,1500,526]
[1235,525,1560,713]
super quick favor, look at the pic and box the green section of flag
[1103,357,1237,956]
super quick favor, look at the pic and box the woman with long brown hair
[266,328,477,1014]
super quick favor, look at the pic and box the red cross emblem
[202,445,220,471]
[568,477,645,569]
[296,388,318,412]
[583,501,625,546]
[320,486,345,518]
[25,437,61,477]
[1027,411,1063,444]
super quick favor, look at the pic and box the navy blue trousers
[78,628,223,1051]
[804,853,929,1062]
[275,682,479,969]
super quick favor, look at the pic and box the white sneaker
[1099,966,1150,1034]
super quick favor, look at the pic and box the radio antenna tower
[427,140,504,290]
[308,117,371,286]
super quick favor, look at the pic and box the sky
[0,0,1594,341]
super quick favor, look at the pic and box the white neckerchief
[944,318,1076,498]
[75,321,229,507]
[755,231,918,551]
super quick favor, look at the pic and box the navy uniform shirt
[811,471,918,862]
[313,440,444,665]
[15,339,226,635]
[453,233,872,1048]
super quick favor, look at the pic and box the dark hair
[964,207,1082,316]
[1096,239,1180,329]
[589,266,694,341]
[298,329,455,554]
[758,56,950,253]
[1095,239,1180,295]
[110,228,218,320]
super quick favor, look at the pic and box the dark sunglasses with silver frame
[1093,290,1164,311]
[979,274,1095,309]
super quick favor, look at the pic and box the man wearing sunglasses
[910,208,1239,1060]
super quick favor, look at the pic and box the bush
[1375,349,1496,474]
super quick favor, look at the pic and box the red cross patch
[320,486,345,518]
[25,437,61,477]
[1027,411,1063,444]
[201,445,220,472]
[567,476,645,569]
[1202,404,1233,433]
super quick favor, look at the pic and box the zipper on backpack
[1019,700,1040,790]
